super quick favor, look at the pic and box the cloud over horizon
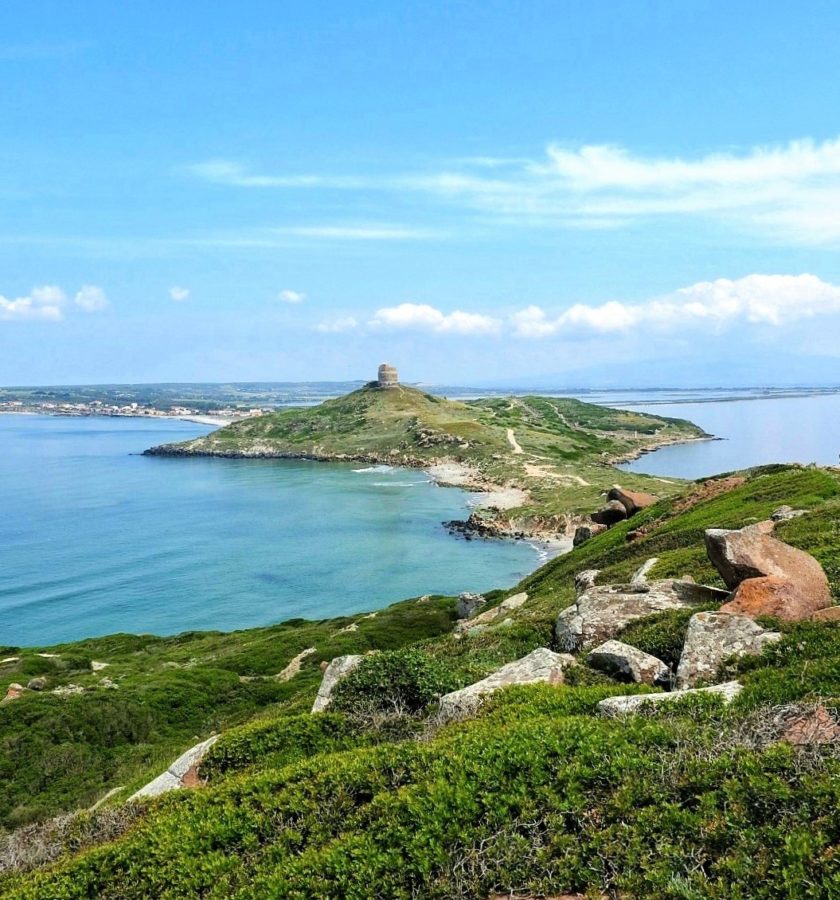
[189,136,840,245]
[1,284,109,321]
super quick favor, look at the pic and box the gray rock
[574,570,600,596]
[555,579,706,652]
[771,505,806,522]
[453,593,528,638]
[587,640,671,686]
[597,681,743,717]
[498,592,528,614]
[26,676,48,691]
[311,654,364,712]
[675,612,781,688]
[573,525,605,546]
[130,735,218,800]
[456,592,487,620]
[436,648,575,722]
[630,558,659,590]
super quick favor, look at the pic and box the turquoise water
[0,415,542,647]
[619,392,840,479]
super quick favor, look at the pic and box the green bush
[331,649,458,721]
[618,605,718,669]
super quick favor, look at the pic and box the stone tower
[377,363,399,388]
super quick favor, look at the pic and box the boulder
[555,578,708,652]
[720,575,829,623]
[436,648,574,722]
[311,654,364,712]
[130,736,218,800]
[630,558,658,589]
[812,606,840,623]
[608,486,658,516]
[704,526,831,597]
[587,640,671,687]
[454,592,528,638]
[456,592,487,620]
[591,500,627,526]
[675,612,781,689]
[573,524,605,546]
[2,683,25,702]
[26,677,48,691]
[597,681,742,717]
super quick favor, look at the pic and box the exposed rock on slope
[587,640,670,686]
[436,649,575,722]
[597,682,743,716]
[675,612,781,689]
[311,655,363,712]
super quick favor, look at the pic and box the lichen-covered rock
[597,681,742,716]
[454,593,528,637]
[130,735,219,800]
[555,579,708,652]
[721,575,827,623]
[574,570,600,596]
[780,705,840,746]
[587,640,671,686]
[607,486,658,516]
[455,592,487,620]
[771,505,806,522]
[311,654,364,712]
[436,648,574,722]
[675,612,781,688]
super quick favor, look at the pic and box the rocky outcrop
[587,640,671,686]
[573,524,605,547]
[26,677,47,691]
[812,606,840,623]
[706,526,832,621]
[130,736,219,800]
[779,704,840,746]
[453,593,529,638]
[311,654,364,712]
[608,486,658,516]
[2,683,25,703]
[771,505,806,522]
[436,648,574,722]
[597,681,743,717]
[455,592,487,620]
[555,577,717,653]
[574,570,600,595]
[675,612,781,688]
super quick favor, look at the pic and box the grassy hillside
[147,384,708,527]
[3,464,840,897]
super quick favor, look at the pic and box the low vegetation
[3,463,840,896]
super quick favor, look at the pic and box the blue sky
[3,1,840,386]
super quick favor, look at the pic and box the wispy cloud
[188,137,840,244]
[277,289,305,304]
[269,224,440,241]
[369,303,502,336]
[169,286,190,302]
[74,285,109,312]
[315,315,358,333]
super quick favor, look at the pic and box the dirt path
[506,428,524,454]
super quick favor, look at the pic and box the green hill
[3,464,840,897]
[146,384,708,533]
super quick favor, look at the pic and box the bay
[0,415,540,647]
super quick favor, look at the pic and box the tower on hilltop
[377,363,399,388]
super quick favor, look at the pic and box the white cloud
[169,286,190,302]
[510,274,840,338]
[0,285,66,321]
[315,316,358,333]
[369,303,502,335]
[188,136,840,244]
[277,289,305,304]
[74,285,109,312]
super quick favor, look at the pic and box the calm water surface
[620,393,840,478]
[0,415,541,647]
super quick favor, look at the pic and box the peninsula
[145,364,709,541]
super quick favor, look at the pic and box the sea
[2,387,838,647]
[0,415,542,647]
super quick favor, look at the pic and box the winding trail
[506,428,524,454]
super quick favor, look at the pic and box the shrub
[617,605,718,669]
[331,649,458,725]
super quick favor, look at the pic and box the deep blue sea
[0,415,542,647]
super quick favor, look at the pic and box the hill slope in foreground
[2,463,840,897]
[146,383,708,536]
